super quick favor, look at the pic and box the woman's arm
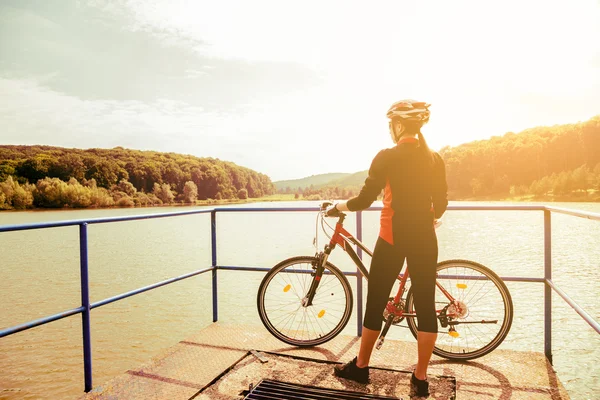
[343,150,387,211]
[432,153,448,219]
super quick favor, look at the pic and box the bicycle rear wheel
[406,259,513,360]
[257,256,353,347]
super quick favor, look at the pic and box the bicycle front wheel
[406,259,513,360]
[257,256,353,347]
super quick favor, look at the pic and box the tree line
[0,145,275,210]
[277,115,600,201]
[440,115,600,200]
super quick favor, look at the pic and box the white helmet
[386,99,431,124]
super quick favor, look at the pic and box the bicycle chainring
[383,297,405,325]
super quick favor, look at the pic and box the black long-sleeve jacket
[346,139,448,245]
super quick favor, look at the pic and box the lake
[1,201,599,399]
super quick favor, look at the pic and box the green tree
[0,176,34,209]
[183,181,198,203]
[0,161,16,182]
[470,178,483,196]
[571,165,590,191]
[49,154,86,181]
[86,160,127,189]
[33,177,67,208]
[17,154,55,183]
[593,163,600,190]
[153,183,175,204]
[114,179,137,196]
[237,188,248,199]
[163,162,185,192]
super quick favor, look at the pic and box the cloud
[0,1,321,109]
[0,77,214,149]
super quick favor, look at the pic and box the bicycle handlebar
[319,201,442,228]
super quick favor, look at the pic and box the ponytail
[395,119,435,169]
[417,130,435,169]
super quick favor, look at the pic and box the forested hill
[441,115,600,199]
[277,115,600,201]
[0,145,275,209]
[274,173,351,191]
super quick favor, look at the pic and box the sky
[1,0,599,181]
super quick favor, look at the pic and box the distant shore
[2,192,599,212]
[455,192,600,203]
[0,194,299,212]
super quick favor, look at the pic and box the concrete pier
[80,322,569,399]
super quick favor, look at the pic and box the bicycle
[257,202,514,360]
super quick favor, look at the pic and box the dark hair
[396,119,435,168]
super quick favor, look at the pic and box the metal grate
[244,379,401,399]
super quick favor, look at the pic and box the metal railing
[1,204,599,393]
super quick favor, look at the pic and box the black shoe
[333,357,369,384]
[411,372,430,397]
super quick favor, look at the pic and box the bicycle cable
[322,213,335,238]
[313,211,336,252]
[313,212,320,251]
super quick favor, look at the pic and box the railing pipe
[0,307,85,338]
[544,206,600,221]
[0,209,214,233]
[544,210,552,364]
[79,223,93,392]
[446,205,545,211]
[211,207,321,213]
[211,210,218,322]
[91,268,214,309]
[546,279,600,334]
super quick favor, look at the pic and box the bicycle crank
[376,314,395,350]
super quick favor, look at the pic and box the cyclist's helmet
[386,99,431,125]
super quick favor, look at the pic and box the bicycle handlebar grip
[320,201,333,211]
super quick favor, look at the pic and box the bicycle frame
[321,213,458,319]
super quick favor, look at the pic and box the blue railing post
[79,223,93,392]
[356,211,364,337]
[544,209,553,364]
[211,210,218,322]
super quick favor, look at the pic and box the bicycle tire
[406,259,513,360]
[257,256,353,347]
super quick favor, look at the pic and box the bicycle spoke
[258,257,353,346]
[408,260,513,360]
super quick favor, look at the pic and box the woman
[326,99,448,397]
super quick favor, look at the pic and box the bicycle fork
[302,249,330,307]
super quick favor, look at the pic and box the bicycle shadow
[421,358,564,400]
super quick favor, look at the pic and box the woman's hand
[325,203,341,217]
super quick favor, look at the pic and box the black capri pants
[363,232,439,333]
